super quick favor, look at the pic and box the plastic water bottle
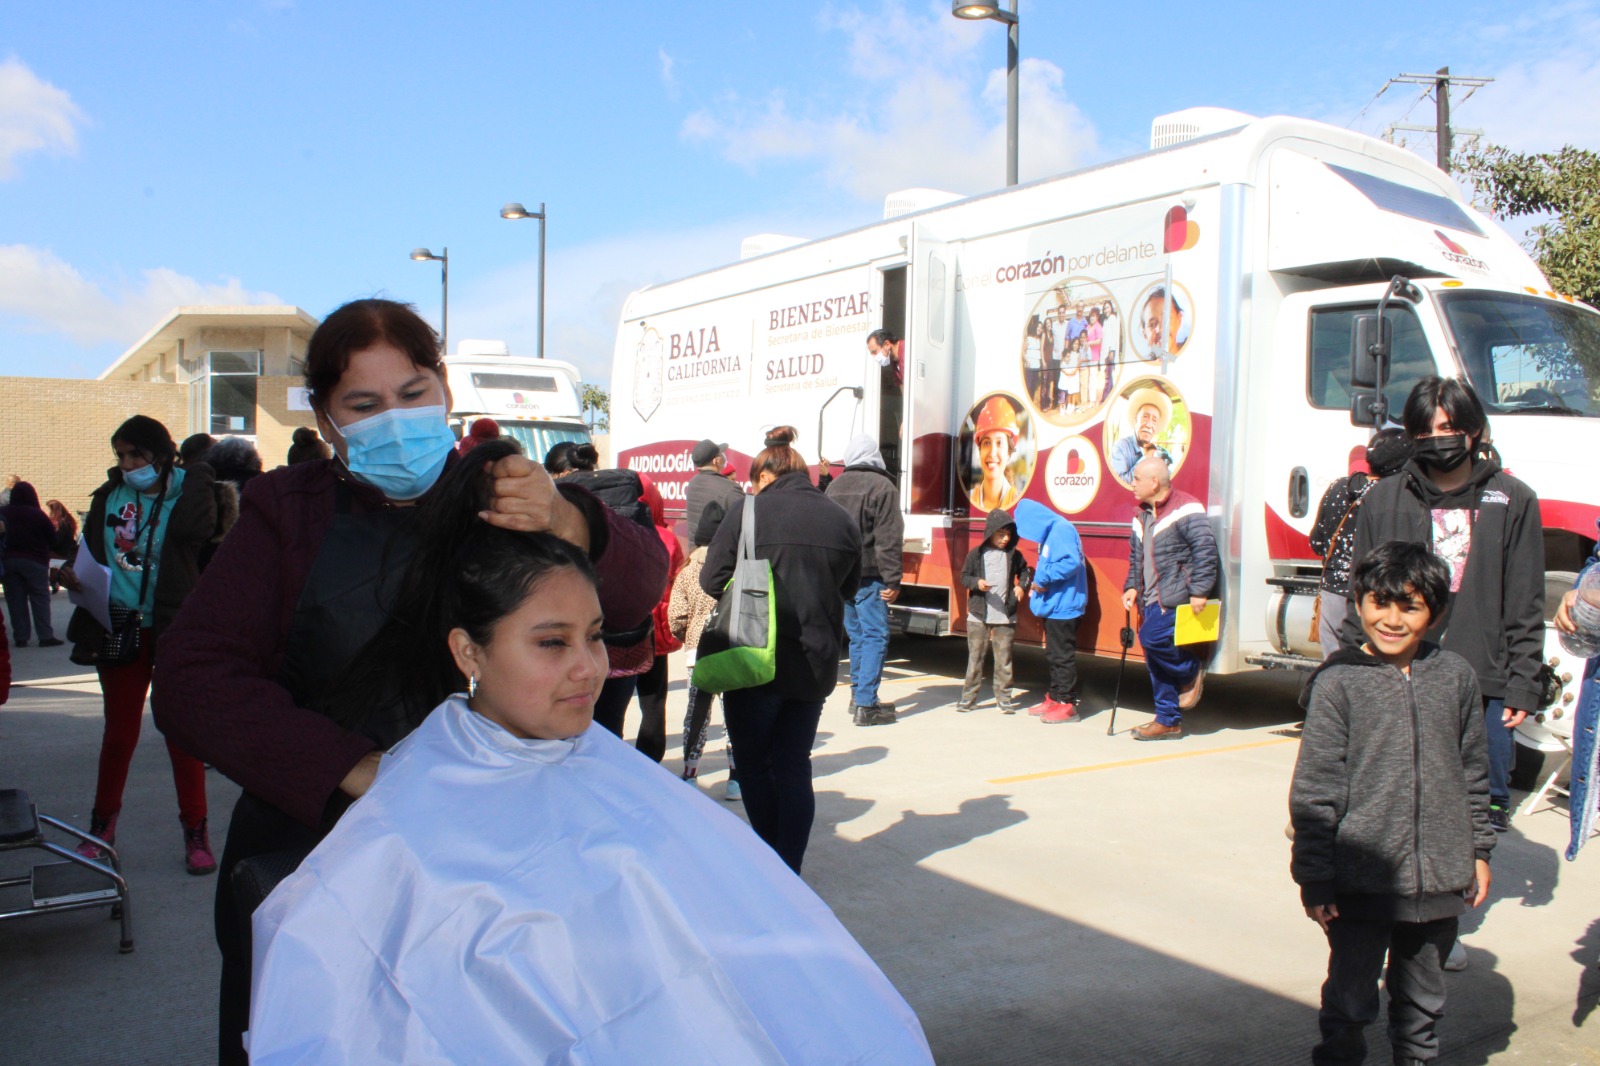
[1559,567,1600,659]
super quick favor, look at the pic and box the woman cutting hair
[152,298,668,1065]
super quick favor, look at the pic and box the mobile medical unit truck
[611,108,1599,769]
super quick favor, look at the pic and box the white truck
[444,340,591,461]
[610,108,1599,776]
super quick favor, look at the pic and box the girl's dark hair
[304,298,443,406]
[287,426,331,465]
[1402,376,1489,442]
[544,441,599,475]
[112,415,177,467]
[751,425,808,484]
[179,433,216,467]
[1350,540,1449,619]
[332,438,598,730]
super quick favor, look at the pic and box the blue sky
[2,0,1597,384]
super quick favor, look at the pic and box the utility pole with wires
[1379,67,1493,174]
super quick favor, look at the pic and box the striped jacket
[1124,488,1220,609]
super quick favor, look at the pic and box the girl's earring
[468,674,478,699]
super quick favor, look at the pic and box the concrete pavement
[1,620,1595,1065]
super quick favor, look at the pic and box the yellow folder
[1174,600,1221,645]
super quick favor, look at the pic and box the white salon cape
[247,697,931,1065]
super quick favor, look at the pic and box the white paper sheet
[67,536,112,632]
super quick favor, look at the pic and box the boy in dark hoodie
[1339,377,1543,832]
[956,509,1031,713]
[1293,540,1494,1066]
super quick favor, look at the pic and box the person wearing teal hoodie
[1015,500,1088,724]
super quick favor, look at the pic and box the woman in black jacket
[700,426,860,873]
[61,415,219,873]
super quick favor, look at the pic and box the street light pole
[952,0,1020,187]
[500,202,547,359]
[409,247,449,355]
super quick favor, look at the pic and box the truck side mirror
[1350,314,1391,389]
[1349,390,1380,427]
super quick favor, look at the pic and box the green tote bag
[690,496,778,693]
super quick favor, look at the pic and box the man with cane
[1121,456,1219,741]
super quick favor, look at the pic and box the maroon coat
[151,458,668,828]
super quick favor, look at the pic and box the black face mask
[1413,433,1471,472]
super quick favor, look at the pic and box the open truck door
[905,223,957,516]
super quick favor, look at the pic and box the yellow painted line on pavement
[988,736,1297,785]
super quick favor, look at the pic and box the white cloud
[659,48,678,100]
[0,56,86,179]
[681,2,1097,201]
[0,244,283,347]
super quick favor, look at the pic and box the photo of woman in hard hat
[959,393,1035,513]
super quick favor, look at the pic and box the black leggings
[592,663,667,764]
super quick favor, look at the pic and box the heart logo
[1067,449,1084,475]
[1163,205,1200,253]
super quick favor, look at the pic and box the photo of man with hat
[1110,384,1177,483]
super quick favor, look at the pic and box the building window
[204,350,262,434]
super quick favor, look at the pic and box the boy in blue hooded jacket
[1015,500,1089,723]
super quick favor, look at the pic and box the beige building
[1,306,320,517]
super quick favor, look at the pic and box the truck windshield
[499,421,590,462]
[1439,291,1600,417]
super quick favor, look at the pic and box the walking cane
[1105,609,1136,736]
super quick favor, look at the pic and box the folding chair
[0,788,133,953]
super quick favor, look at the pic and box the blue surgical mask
[331,404,455,501]
[124,464,161,493]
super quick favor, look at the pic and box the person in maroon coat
[151,298,668,1066]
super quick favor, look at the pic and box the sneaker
[39,637,64,647]
[11,639,27,648]
[75,811,118,861]
[1444,940,1469,971]
[1488,805,1510,833]
[1041,700,1079,725]
[853,704,897,727]
[955,701,979,713]
[183,818,217,875]
[1027,698,1055,717]
[723,780,742,802]
[999,703,1018,715]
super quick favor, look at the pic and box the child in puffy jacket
[668,502,739,796]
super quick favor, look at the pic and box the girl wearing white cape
[247,441,930,1065]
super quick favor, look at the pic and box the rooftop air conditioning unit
[883,188,963,220]
[1149,107,1255,150]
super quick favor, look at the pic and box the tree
[1456,144,1600,306]
[580,382,610,432]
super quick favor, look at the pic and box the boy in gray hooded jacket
[1291,540,1494,1065]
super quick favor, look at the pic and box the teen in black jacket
[1339,377,1544,828]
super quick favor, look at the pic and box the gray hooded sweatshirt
[1290,643,1494,920]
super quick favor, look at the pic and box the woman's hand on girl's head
[479,453,590,551]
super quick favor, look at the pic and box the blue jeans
[1138,602,1204,726]
[843,579,890,708]
[721,689,824,873]
[3,558,54,643]
[1483,696,1512,808]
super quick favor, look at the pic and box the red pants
[92,630,207,825]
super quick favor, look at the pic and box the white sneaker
[1444,940,1468,971]
[723,779,742,802]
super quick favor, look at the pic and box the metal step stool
[0,788,133,953]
